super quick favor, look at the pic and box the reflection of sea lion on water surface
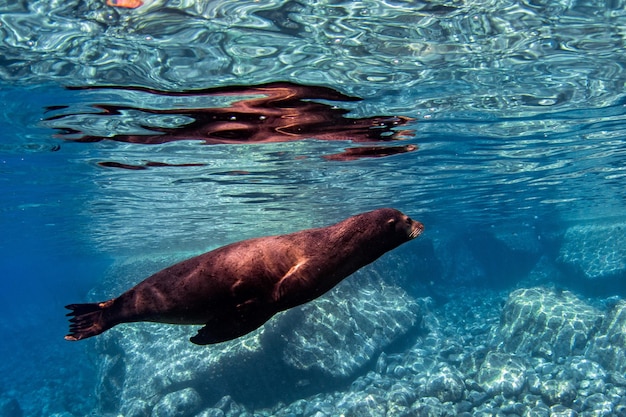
[45,82,417,163]
[65,208,424,345]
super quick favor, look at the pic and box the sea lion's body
[66,208,423,345]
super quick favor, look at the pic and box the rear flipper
[65,300,114,341]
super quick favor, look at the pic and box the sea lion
[65,208,424,345]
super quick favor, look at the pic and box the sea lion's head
[383,208,424,241]
[356,208,423,248]
[333,208,423,253]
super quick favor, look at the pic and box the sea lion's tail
[65,300,114,341]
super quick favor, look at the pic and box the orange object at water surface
[106,0,143,8]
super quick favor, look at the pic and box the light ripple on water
[62,128,622,255]
[0,0,625,253]
[0,0,625,112]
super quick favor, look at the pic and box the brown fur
[65,208,423,345]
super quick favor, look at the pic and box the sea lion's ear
[387,218,397,226]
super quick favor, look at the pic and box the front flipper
[272,259,318,308]
[272,261,307,304]
[190,310,273,345]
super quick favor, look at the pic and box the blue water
[1,1,626,416]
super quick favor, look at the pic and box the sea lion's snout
[409,220,424,239]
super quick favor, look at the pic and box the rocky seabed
[89,283,626,417]
[4,221,623,417]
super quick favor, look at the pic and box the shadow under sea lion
[65,208,424,345]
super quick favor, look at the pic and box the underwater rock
[402,348,439,376]
[422,364,466,403]
[95,350,126,413]
[151,387,202,417]
[120,398,150,417]
[568,358,606,396]
[434,228,541,290]
[94,322,212,413]
[585,300,626,373]
[275,276,422,377]
[492,226,543,255]
[386,402,412,417]
[336,391,387,417]
[431,234,486,287]
[582,393,613,416]
[303,397,336,417]
[526,404,551,417]
[558,223,626,280]
[387,381,418,408]
[410,396,456,417]
[476,352,527,397]
[539,379,577,406]
[548,404,577,417]
[466,389,489,408]
[195,409,225,417]
[0,398,22,417]
[608,372,626,387]
[497,287,603,360]
[523,256,566,287]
